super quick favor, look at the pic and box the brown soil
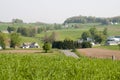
[78,48,120,60]
[0,49,41,54]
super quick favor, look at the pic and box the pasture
[37,24,120,41]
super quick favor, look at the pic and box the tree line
[7,24,63,37]
[64,15,120,25]
[52,39,92,49]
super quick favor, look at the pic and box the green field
[37,24,120,41]
[94,45,120,51]
[0,51,120,80]
[1,22,120,41]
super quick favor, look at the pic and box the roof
[115,36,120,38]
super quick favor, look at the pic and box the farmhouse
[0,46,2,50]
[21,42,40,48]
[106,36,120,45]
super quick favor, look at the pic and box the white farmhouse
[21,42,40,48]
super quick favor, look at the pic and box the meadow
[0,51,120,80]
[37,23,120,41]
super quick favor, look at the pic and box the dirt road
[78,48,120,60]
[61,50,79,58]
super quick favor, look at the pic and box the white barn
[106,36,120,45]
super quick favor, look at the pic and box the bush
[81,42,92,48]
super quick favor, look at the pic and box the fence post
[112,55,115,60]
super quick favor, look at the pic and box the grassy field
[94,45,120,51]
[1,22,120,41]
[0,50,120,80]
[36,24,120,41]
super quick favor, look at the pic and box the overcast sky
[0,0,120,23]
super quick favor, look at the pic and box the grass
[0,49,120,80]
[1,22,120,41]
[94,45,120,51]
[36,24,120,41]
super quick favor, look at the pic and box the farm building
[106,36,120,45]
[21,42,40,48]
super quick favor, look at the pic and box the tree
[81,42,92,48]
[94,32,106,44]
[7,26,16,33]
[43,42,51,53]
[89,27,97,41]
[103,28,108,36]
[81,31,91,41]
[49,32,59,43]
[0,33,6,49]
[10,33,21,48]
[101,19,110,25]
[12,19,23,23]
[17,27,36,37]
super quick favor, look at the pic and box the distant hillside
[64,15,120,25]
[0,18,50,30]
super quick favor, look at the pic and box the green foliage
[81,27,107,44]
[118,44,120,50]
[101,19,110,25]
[49,31,59,43]
[52,39,80,49]
[42,32,59,43]
[7,26,16,33]
[0,33,6,49]
[43,42,51,53]
[10,33,21,48]
[81,42,92,48]
[0,53,120,79]
[89,27,97,39]
[103,27,108,36]
[64,15,120,25]
[17,27,36,37]
[81,31,91,41]
[94,32,106,44]
[62,39,74,49]
[12,19,23,23]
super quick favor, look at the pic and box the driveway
[61,50,79,58]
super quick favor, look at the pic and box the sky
[0,0,120,23]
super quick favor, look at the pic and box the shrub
[81,42,92,48]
